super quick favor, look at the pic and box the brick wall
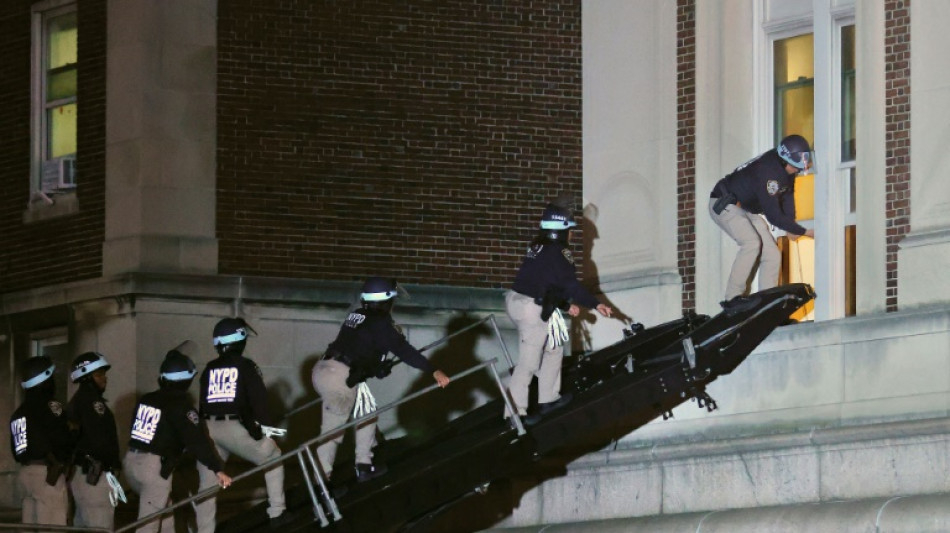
[0,0,106,294]
[884,0,910,312]
[676,0,697,312]
[216,0,584,289]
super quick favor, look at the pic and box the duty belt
[204,414,241,421]
[325,348,354,367]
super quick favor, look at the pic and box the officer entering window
[123,344,231,533]
[66,352,121,529]
[312,277,450,483]
[8,355,73,529]
[195,318,289,531]
[709,134,815,310]
[506,203,612,424]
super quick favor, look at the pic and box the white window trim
[757,1,856,321]
[30,0,78,205]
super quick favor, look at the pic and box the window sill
[23,191,79,223]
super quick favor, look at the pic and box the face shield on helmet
[777,134,816,176]
[360,277,399,303]
[160,347,197,382]
[539,204,577,230]
[21,356,56,390]
[70,352,111,383]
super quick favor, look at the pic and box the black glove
[44,453,64,486]
[84,456,103,485]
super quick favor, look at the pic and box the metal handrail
[278,313,512,423]
[111,357,521,532]
[2,315,518,533]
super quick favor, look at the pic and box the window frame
[30,0,78,202]
[759,4,856,321]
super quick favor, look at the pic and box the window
[31,1,78,199]
[767,12,856,322]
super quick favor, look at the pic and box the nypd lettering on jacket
[131,404,162,444]
[10,417,27,455]
[206,367,240,403]
[343,312,366,328]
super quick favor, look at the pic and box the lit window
[32,1,78,197]
[773,32,816,321]
[770,19,857,321]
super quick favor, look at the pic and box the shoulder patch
[93,401,106,416]
[526,243,543,259]
[561,248,574,265]
[186,409,200,426]
[343,311,367,329]
[766,179,780,196]
[48,401,63,417]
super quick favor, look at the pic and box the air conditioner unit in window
[41,156,77,192]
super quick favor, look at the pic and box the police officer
[66,352,121,529]
[195,318,288,532]
[8,356,73,529]
[506,203,612,423]
[709,134,815,308]
[312,277,450,482]
[123,345,231,533]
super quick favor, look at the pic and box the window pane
[48,103,77,158]
[47,12,77,70]
[841,25,856,162]
[47,66,77,102]
[845,225,856,316]
[774,34,814,85]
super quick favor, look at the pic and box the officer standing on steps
[312,277,450,483]
[506,202,612,424]
[123,344,231,533]
[66,352,121,529]
[195,318,289,532]
[8,356,74,529]
[709,134,815,309]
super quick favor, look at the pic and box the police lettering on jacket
[206,367,240,403]
[131,404,162,444]
[10,417,27,455]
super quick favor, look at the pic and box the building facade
[3,0,950,530]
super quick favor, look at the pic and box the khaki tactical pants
[505,290,565,415]
[708,198,781,300]
[17,464,68,531]
[196,419,286,533]
[311,359,378,474]
[70,469,115,529]
[122,451,174,533]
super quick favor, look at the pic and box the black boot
[355,462,388,483]
[524,392,574,425]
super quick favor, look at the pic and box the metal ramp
[212,284,814,533]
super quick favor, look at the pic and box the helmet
[70,352,111,383]
[360,277,399,303]
[540,204,577,230]
[159,349,197,382]
[777,134,813,172]
[213,318,249,347]
[21,356,56,389]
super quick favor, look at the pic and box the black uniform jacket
[712,149,808,236]
[127,389,223,473]
[510,240,600,310]
[328,308,435,376]
[9,390,74,465]
[67,381,121,471]
[199,354,272,426]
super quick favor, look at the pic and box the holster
[159,456,178,480]
[44,454,64,486]
[241,416,264,441]
[84,456,104,485]
[535,288,569,322]
[712,192,737,215]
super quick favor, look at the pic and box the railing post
[488,360,525,435]
[488,314,514,370]
[304,445,341,521]
[297,450,329,527]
